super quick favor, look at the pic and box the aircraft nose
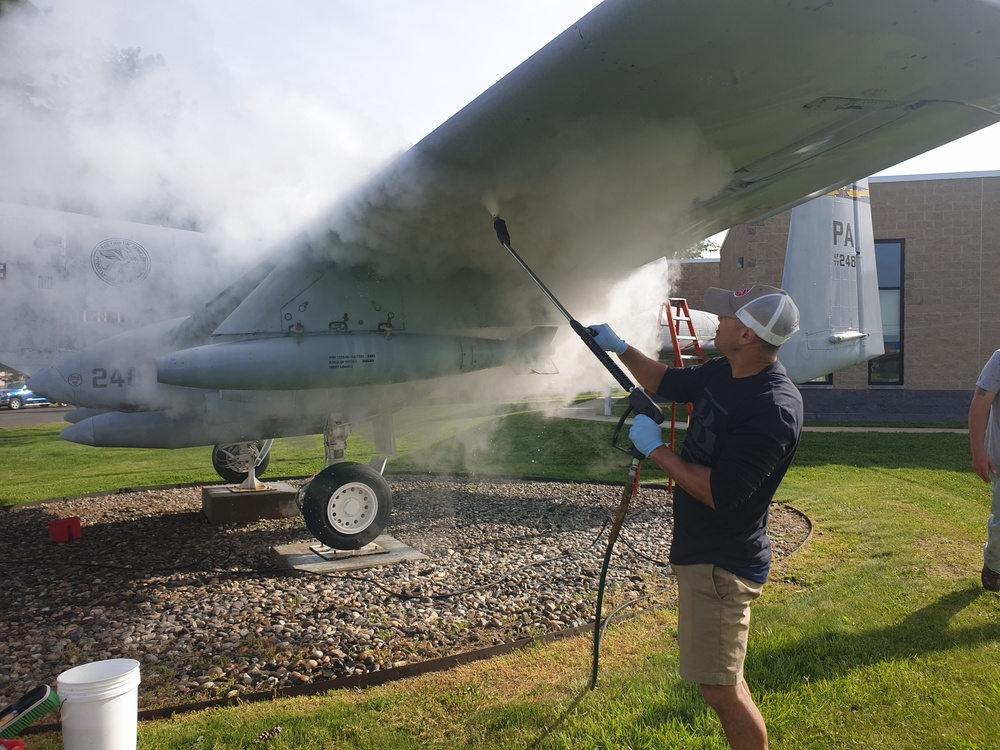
[60,419,96,446]
[28,367,77,405]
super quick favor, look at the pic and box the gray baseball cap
[704,284,800,346]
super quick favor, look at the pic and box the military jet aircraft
[22,0,1000,550]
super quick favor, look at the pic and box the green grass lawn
[6,413,1000,749]
[0,424,326,505]
[0,400,606,505]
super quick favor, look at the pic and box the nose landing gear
[299,462,392,550]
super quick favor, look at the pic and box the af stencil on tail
[778,179,883,383]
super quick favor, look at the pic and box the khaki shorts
[672,563,764,686]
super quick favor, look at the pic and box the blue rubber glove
[588,323,627,355]
[629,414,665,457]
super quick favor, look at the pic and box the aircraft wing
[213,0,1000,338]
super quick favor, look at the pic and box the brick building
[669,171,1000,423]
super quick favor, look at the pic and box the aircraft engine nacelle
[155,331,545,391]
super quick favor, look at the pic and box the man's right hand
[973,452,995,483]
[588,323,627,355]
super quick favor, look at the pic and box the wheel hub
[326,482,378,534]
[216,441,263,472]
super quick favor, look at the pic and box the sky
[7,0,1000,252]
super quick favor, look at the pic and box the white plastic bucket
[57,658,141,750]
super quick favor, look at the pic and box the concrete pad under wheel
[270,535,426,573]
[201,482,299,522]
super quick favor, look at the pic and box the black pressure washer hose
[492,216,665,689]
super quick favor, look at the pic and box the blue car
[0,382,51,410]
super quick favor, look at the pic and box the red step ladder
[660,298,705,370]
[658,298,706,491]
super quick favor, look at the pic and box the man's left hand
[629,414,664,457]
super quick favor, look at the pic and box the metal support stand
[235,441,268,491]
[236,465,265,491]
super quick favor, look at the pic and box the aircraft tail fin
[779,178,884,383]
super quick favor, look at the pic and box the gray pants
[987,473,1000,572]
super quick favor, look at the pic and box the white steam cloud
[0,0,405,249]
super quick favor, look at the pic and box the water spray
[492,215,665,689]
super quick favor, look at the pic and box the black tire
[301,463,392,550]
[8,397,22,410]
[211,442,270,483]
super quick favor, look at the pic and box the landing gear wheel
[212,442,270,483]
[301,463,392,550]
[8,397,22,410]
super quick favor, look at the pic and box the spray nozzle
[493,216,511,246]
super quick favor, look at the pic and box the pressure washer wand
[492,216,662,426]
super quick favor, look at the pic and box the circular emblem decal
[67,373,83,387]
[91,238,151,286]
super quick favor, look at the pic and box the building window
[801,373,833,386]
[797,369,833,387]
[868,240,903,385]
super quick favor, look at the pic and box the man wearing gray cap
[590,284,803,750]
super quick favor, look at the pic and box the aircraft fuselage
[27,314,556,448]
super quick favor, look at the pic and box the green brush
[0,686,60,739]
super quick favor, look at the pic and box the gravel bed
[0,476,810,709]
